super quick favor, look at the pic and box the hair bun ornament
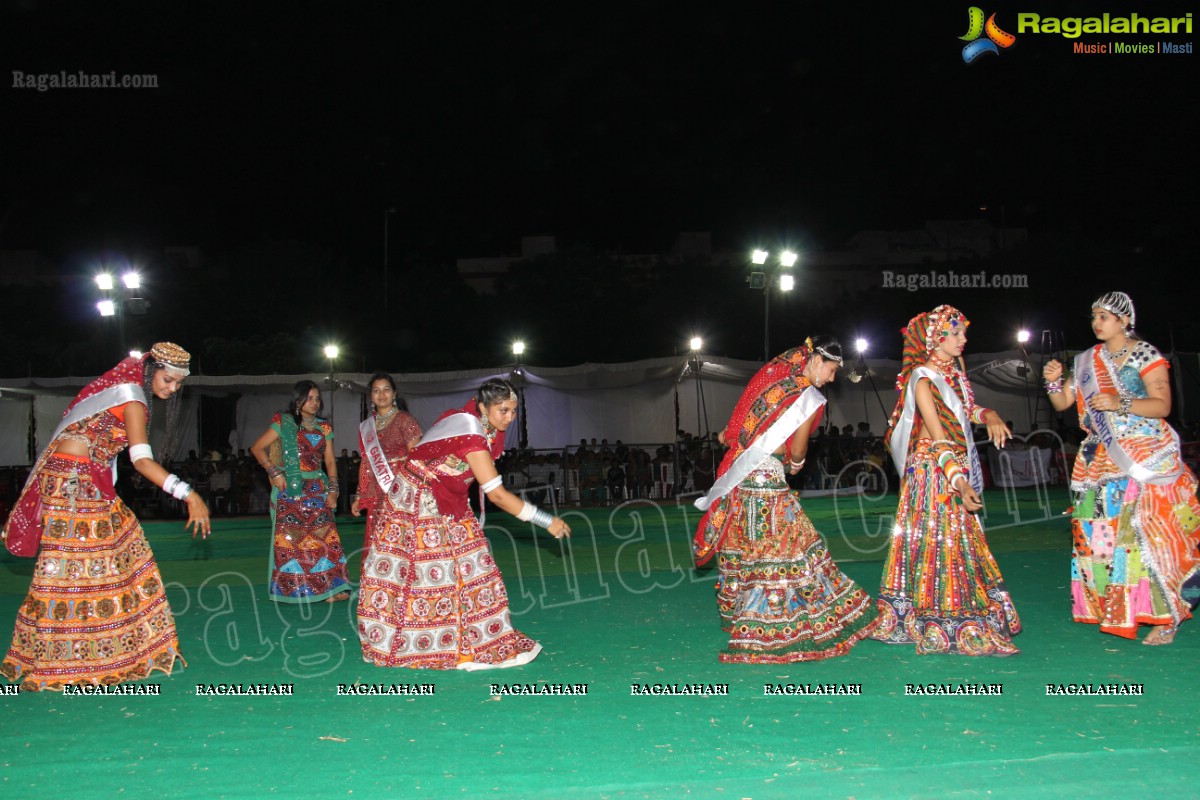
[804,336,813,350]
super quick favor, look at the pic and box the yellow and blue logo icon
[960,7,1016,62]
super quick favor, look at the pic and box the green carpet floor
[2,488,1198,799]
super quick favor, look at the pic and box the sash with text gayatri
[360,416,397,496]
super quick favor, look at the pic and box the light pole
[1016,329,1034,433]
[689,336,709,440]
[324,344,339,418]
[748,249,797,361]
[512,341,527,449]
[383,207,397,309]
[95,269,144,356]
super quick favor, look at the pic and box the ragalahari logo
[960,7,1016,63]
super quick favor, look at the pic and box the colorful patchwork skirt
[1072,473,1200,637]
[713,461,880,664]
[357,484,539,669]
[1,454,182,690]
[872,441,1021,655]
[269,476,352,602]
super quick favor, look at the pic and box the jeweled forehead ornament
[150,342,191,377]
[1092,291,1136,330]
[923,305,969,353]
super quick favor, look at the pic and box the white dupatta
[889,366,983,495]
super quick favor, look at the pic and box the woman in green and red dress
[251,380,351,603]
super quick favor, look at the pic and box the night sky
[1,1,1197,373]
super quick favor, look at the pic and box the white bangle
[517,501,535,522]
[530,509,554,530]
[163,474,180,494]
[481,476,503,494]
[129,443,153,463]
[171,480,193,501]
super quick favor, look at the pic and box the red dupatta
[2,356,147,556]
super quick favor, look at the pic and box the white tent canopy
[1,350,1058,464]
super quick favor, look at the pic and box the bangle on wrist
[1044,379,1063,394]
[1119,396,1132,415]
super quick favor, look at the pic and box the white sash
[889,366,983,494]
[48,384,145,445]
[55,384,146,485]
[414,412,485,448]
[359,415,397,496]
[387,412,487,501]
[694,386,826,512]
[399,411,492,522]
[1074,349,1180,486]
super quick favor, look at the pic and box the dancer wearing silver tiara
[1044,292,1200,645]
[692,337,880,663]
[357,379,570,670]
[1,343,208,690]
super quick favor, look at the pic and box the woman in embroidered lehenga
[357,379,570,670]
[1044,292,1200,644]
[351,372,423,553]
[872,305,1021,656]
[250,381,352,603]
[693,337,880,664]
[1,343,210,691]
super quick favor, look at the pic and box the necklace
[1105,340,1130,363]
[376,406,398,428]
[301,415,320,430]
[926,353,975,409]
[928,353,956,376]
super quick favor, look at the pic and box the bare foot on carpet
[1142,625,1177,646]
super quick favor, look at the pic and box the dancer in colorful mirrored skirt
[1,343,210,690]
[250,381,351,602]
[694,337,880,663]
[872,306,1021,656]
[357,379,570,670]
[1044,291,1200,644]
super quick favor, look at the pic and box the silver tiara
[815,346,843,365]
[1093,291,1135,329]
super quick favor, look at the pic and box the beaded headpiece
[895,305,969,390]
[1092,291,1135,330]
[150,342,191,376]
